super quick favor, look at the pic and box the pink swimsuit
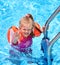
[12,35,32,52]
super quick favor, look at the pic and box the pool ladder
[41,6,60,65]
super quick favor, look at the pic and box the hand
[42,26,46,32]
[13,31,20,44]
[14,31,20,39]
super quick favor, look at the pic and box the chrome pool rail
[41,6,60,65]
[48,32,60,65]
[49,32,60,48]
[44,6,60,38]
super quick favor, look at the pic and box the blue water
[0,0,60,65]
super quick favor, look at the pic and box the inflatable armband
[33,22,42,36]
[7,26,18,43]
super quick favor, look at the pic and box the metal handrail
[48,32,60,65]
[44,6,60,38]
[49,32,60,48]
[43,6,60,65]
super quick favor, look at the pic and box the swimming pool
[0,0,60,65]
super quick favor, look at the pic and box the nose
[25,30,29,33]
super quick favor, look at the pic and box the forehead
[21,23,33,29]
[20,18,33,26]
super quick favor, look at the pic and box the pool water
[0,0,60,65]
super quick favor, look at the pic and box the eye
[28,29,31,31]
[23,29,26,31]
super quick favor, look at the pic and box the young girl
[7,14,45,54]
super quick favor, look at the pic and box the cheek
[20,29,24,34]
[21,30,25,33]
[29,31,31,33]
[28,31,32,35]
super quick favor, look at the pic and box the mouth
[24,33,29,36]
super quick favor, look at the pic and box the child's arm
[12,31,20,44]
[34,22,45,32]
[7,26,20,45]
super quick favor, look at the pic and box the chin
[24,35,29,37]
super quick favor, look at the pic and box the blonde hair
[19,16,34,28]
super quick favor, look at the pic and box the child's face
[20,23,33,37]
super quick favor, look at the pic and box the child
[7,14,45,65]
[7,14,45,54]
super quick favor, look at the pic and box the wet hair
[25,14,34,21]
[19,15,34,29]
